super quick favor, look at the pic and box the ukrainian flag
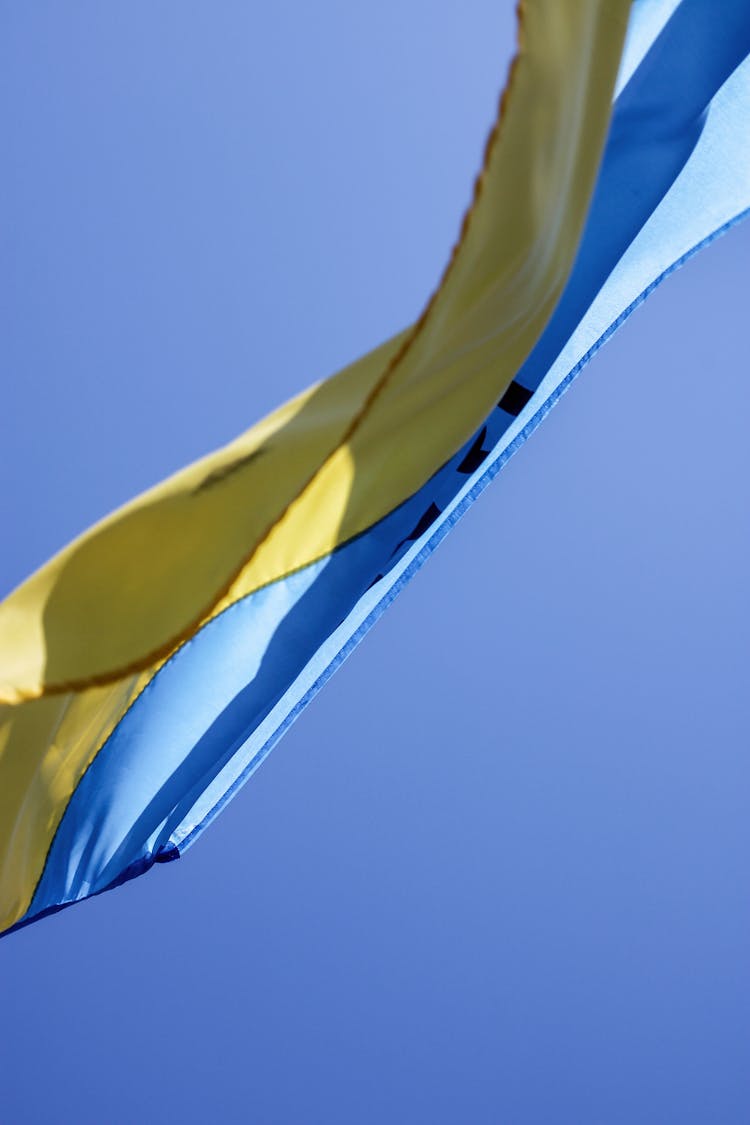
[2,0,749,936]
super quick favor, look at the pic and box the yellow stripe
[0,0,630,931]
[0,1,629,705]
[0,676,148,930]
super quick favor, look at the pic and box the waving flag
[2,0,749,937]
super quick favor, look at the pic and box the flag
[2,0,749,936]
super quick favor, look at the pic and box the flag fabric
[1,0,749,936]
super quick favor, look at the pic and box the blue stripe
[22,0,750,928]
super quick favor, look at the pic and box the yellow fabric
[0,0,630,932]
[0,1,629,705]
[0,675,147,929]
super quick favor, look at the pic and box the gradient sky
[2,4,749,1123]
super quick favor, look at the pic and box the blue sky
[2,3,749,1122]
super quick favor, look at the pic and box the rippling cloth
[2,0,749,936]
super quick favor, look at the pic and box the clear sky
[2,3,749,1123]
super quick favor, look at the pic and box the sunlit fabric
[2,0,749,936]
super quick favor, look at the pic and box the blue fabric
[23,0,750,927]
